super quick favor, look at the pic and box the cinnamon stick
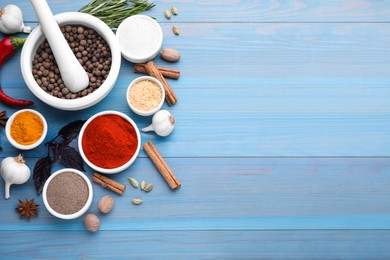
[92,173,126,195]
[145,61,178,106]
[134,64,180,79]
[143,141,181,190]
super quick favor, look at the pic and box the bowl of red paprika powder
[78,111,141,174]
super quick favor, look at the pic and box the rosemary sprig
[79,0,155,29]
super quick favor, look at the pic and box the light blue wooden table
[1,0,390,259]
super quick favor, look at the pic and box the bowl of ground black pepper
[78,110,141,174]
[20,12,121,110]
[43,168,93,220]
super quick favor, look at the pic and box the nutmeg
[98,195,114,214]
[160,48,180,62]
[84,214,100,232]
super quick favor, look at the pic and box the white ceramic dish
[43,168,93,220]
[20,12,121,111]
[5,109,48,150]
[116,15,163,63]
[127,76,165,116]
[78,110,141,174]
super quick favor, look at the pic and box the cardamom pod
[128,178,138,188]
[141,180,146,190]
[172,26,180,35]
[164,9,171,19]
[171,5,178,15]
[132,198,143,205]
[144,183,153,192]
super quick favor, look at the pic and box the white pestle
[30,0,89,93]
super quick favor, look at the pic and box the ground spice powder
[46,171,89,215]
[82,115,138,169]
[129,79,162,111]
[10,111,43,145]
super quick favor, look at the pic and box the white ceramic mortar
[20,12,121,110]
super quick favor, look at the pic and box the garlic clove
[5,182,11,200]
[1,155,31,199]
[0,4,31,34]
[142,110,175,137]
[142,124,154,132]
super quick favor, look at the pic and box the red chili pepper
[0,36,26,66]
[0,36,33,107]
[0,85,33,107]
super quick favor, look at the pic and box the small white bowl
[5,109,48,150]
[127,76,165,116]
[116,15,163,63]
[78,110,141,174]
[43,168,93,220]
[21,12,121,111]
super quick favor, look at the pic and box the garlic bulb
[142,110,175,137]
[1,155,31,199]
[0,5,31,34]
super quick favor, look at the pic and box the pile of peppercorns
[32,25,112,99]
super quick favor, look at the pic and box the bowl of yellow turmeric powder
[5,109,48,150]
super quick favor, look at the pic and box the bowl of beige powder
[127,76,165,116]
[42,168,93,220]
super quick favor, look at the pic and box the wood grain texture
[1,22,390,157]
[1,158,390,231]
[1,230,390,259]
[1,0,390,258]
[8,0,390,23]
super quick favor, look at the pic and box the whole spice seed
[46,171,89,215]
[0,110,8,127]
[98,195,114,214]
[160,48,181,62]
[140,180,146,190]
[132,198,143,205]
[171,5,178,15]
[84,214,100,232]
[164,9,171,19]
[16,198,39,221]
[33,25,111,99]
[128,177,139,188]
[129,79,163,112]
[10,111,43,145]
[143,183,153,192]
[172,26,180,35]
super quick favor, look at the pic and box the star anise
[0,110,7,127]
[16,198,40,220]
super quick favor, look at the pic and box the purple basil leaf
[49,143,61,164]
[60,145,85,171]
[33,156,53,195]
[57,120,86,145]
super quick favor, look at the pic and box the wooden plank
[1,230,390,259]
[1,23,390,157]
[3,23,390,88]
[1,158,390,231]
[11,0,390,23]
[2,89,390,157]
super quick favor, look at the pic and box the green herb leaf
[79,0,155,28]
